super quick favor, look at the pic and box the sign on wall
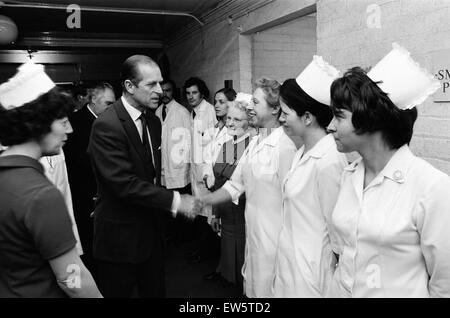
[432,50,450,103]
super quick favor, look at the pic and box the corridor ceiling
[0,0,225,49]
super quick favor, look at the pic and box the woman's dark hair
[0,87,75,146]
[280,78,333,130]
[214,88,237,102]
[183,77,210,100]
[330,67,418,149]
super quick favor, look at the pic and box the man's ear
[124,79,135,95]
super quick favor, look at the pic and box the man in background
[155,78,192,245]
[64,82,116,274]
[72,82,91,112]
[183,77,219,263]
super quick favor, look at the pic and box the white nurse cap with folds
[0,61,55,110]
[368,43,440,110]
[295,55,340,106]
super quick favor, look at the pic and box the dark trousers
[194,215,220,259]
[162,184,195,244]
[74,204,96,277]
[95,239,165,298]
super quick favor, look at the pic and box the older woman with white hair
[204,94,256,289]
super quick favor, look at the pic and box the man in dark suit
[64,82,116,275]
[88,55,196,298]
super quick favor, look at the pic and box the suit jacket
[64,105,97,217]
[88,99,174,264]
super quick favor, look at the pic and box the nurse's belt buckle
[393,170,405,183]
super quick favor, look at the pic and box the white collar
[256,126,283,147]
[163,99,176,109]
[300,133,336,160]
[193,99,207,112]
[292,133,336,167]
[121,96,142,122]
[86,104,98,119]
[233,131,251,144]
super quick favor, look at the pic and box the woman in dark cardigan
[206,98,254,288]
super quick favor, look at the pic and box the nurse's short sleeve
[24,186,76,260]
[417,173,450,297]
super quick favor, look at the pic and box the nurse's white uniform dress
[223,126,296,297]
[329,145,450,297]
[272,134,347,297]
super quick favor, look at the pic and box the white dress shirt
[121,96,180,214]
[272,134,348,297]
[222,126,296,297]
[329,145,450,297]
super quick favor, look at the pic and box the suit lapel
[81,105,96,137]
[83,105,96,127]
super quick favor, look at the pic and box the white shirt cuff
[222,181,241,205]
[171,191,181,217]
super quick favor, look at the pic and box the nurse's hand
[193,196,205,215]
[178,194,198,220]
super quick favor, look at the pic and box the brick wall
[252,15,316,83]
[317,0,450,175]
[163,20,240,103]
[162,0,450,174]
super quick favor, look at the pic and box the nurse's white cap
[295,55,340,106]
[367,43,440,110]
[0,61,55,110]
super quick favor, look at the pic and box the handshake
[177,194,206,220]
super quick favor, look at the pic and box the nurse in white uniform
[272,57,348,297]
[203,88,236,190]
[200,78,296,297]
[326,43,450,297]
